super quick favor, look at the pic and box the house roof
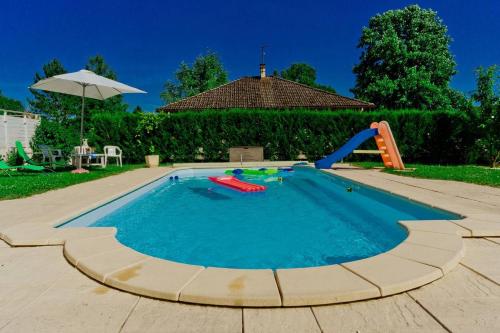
[157,76,374,112]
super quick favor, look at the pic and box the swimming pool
[61,166,460,269]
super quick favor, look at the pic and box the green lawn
[0,164,144,200]
[352,162,500,187]
[3,161,498,201]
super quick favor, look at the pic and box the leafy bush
[89,112,142,162]
[5,149,23,166]
[471,65,500,167]
[31,118,80,157]
[86,109,475,165]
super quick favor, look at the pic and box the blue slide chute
[315,128,378,169]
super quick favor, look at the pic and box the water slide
[314,128,378,169]
[315,121,404,170]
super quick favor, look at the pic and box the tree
[280,63,336,93]
[29,56,128,154]
[472,65,499,167]
[281,63,316,86]
[0,90,24,111]
[448,88,473,113]
[352,5,457,109]
[84,55,128,116]
[86,55,118,80]
[313,83,337,94]
[160,51,228,104]
[29,56,127,125]
[132,105,143,114]
[28,59,81,123]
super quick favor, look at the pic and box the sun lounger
[16,141,67,170]
[0,160,44,176]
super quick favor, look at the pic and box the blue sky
[0,0,498,111]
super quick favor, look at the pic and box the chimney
[260,63,266,78]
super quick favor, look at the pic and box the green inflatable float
[225,168,279,176]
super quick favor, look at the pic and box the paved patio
[1,165,499,332]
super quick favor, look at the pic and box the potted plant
[145,145,159,168]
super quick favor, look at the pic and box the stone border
[324,168,500,237]
[66,221,465,307]
[1,164,500,307]
[0,220,466,307]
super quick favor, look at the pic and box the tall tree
[29,56,127,124]
[281,63,316,86]
[448,88,473,113]
[0,90,24,111]
[472,65,499,167]
[161,51,228,104]
[280,63,336,93]
[28,59,80,123]
[132,105,143,114]
[86,55,118,80]
[352,5,457,109]
[84,55,128,115]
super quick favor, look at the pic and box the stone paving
[1,165,499,332]
[1,238,499,332]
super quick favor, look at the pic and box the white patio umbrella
[31,69,146,173]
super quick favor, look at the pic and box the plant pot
[145,155,159,168]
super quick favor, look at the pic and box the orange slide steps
[370,121,405,170]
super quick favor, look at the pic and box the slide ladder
[371,121,404,170]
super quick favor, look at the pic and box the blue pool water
[62,167,460,269]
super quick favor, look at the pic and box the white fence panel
[0,110,40,158]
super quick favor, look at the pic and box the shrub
[89,112,142,162]
[5,149,23,166]
[87,109,475,165]
[31,118,80,157]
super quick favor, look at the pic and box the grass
[352,161,500,187]
[3,160,498,201]
[0,164,144,200]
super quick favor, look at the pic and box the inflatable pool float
[225,168,293,176]
[208,176,267,192]
[264,176,283,183]
[225,168,278,176]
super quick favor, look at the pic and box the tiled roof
[157,76,374,112]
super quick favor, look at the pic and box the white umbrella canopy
[31,69,146,99]
[30,69,146,173]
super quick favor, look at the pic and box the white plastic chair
[104,146,122,167]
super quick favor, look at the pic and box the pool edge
[2,163,499,307]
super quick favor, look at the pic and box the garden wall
[0,110,40,159]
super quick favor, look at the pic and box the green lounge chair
[0,160,44,176]
[15,141,67,170]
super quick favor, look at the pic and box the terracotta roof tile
[157,76,374,112]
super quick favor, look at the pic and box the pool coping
[1,163,500,307]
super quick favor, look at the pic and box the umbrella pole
[78,85,85,170]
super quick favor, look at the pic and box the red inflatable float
[208,176,266,192]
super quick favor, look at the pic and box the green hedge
[32,118,80,157]
[82,109,474,164]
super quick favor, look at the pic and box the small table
[71,153,106,168]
